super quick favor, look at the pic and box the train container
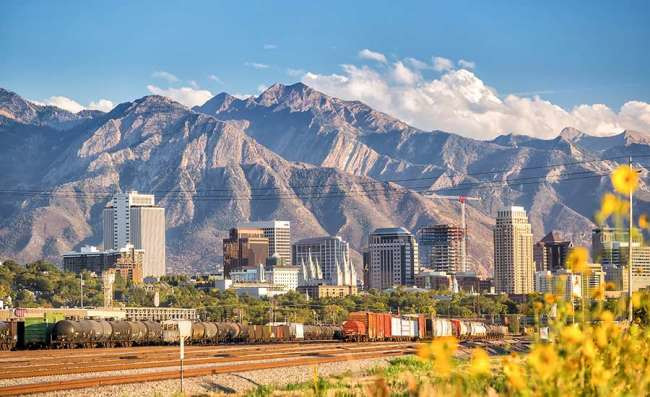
[261,325,272,342]
[216,322,240,341]
[202,322,218,342]
[190,322,206,342]
[381,314,392,339]
[289,323,304,340]
[77,320,103,346]
[417,315,426,338]
[469,322,487,338]
[51,320,80,347]
[238,324,250,341]
[129,322,148,344]
[391,316,401,338]
[450,320,470,339]
[348,312,382,340]
[0,320,17,350]
[342,320,366,341]
[19,312,64,348]
[109,320,133,346]
[143,321,163,343]
[432,318,453,337]
[97,320,113,344]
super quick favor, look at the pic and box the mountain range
[0,83,648,276]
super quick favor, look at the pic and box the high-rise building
[583,263,606,298]
[103,191,165,277]
[534,270,582,301]
[417,225,464,273]
[367,227,419,290]
[293,236,355,286]
[533,231,573,272]
[63,244,144,284]
[602,243,650,292]
[493,206,535,294]
[222,227,269,276]
[240,221,291,267]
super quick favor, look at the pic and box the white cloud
[358,49,387,63]
[188,80,199,89]
[263,44,278,50]
[433,56,454,72]
[44,96,86,113]
[392,61,419,85]
[287,68,306,77]
[151,71,179,83]
[458,59,476,69]
[87,99,114,112]
[405,57,430,70]
[244,62,269,69]
[146,85,213,107]
[36,96,114,113]
[208,74,224,84]
[302,55,650,139]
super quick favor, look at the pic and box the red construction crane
[423,194,481,272]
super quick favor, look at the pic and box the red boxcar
[342,320,367,341]
[382,313,392,339]
[417,315,426,339]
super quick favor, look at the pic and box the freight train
[341,312,508,341]
[0,311,507,350]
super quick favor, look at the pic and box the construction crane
[423,194,481,272]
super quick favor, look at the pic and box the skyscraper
[493,206,534,294]
[240,221,292,267]
[367,227,419,290]
[292,236,355,286]
[222,227,269,276]
[533,231,573,272]
[417,225,464,273]
[103,191,165,277]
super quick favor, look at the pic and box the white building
[103,191,165,277]
[293,236,354,285]
[535,270,582,301]
[367,227,419,290]
[228,263,299,291]
[241,220,291,267]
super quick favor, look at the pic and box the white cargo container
[469,322,487,337]
[400,318,410,337]
[290,323,304,339]
[433,318,453,337]
[391,317,402,337]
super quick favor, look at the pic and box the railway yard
[0,337,530,396]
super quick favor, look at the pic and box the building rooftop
[294,236,345,244]
[372,227,412,235]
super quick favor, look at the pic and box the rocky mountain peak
[559,127,586,141]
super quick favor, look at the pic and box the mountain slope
[1,84,648,276]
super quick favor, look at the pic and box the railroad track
[0,342,412,379]
[0,344,417,396]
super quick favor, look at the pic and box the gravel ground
[32,355,397,397]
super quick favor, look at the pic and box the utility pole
[80,275,84,309]
[628,156,634,323]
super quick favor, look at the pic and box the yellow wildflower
[561,324,584,344]
[592,285,605,301]
[633,292,642,308]
[594,325,608,348]
[428,336,458,377]
[582,339,597,360]
[566,247,589,274]
[528,344,558,379]
[611,164,639,195]
[469,348,490,376]
[416,343,431,360]
[599,193,619,219]
[600,310,614,322]
[533,301,543,312]
[503,359,526,391]
[640,213,649,229]
[544,293,556,305]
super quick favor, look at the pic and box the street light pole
[628,156,634,323]
[80,275,84,309]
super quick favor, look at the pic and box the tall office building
[533,231,573,272]
[222,227,269,276]
[240,221,291,267]
[293,236,353,285]
[103,191,165,277]
[493,206,534,294]
[418,225,464,273]
[367,227,419,290]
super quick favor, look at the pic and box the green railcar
[19,312,65,348]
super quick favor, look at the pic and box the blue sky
[1,1,649,138]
